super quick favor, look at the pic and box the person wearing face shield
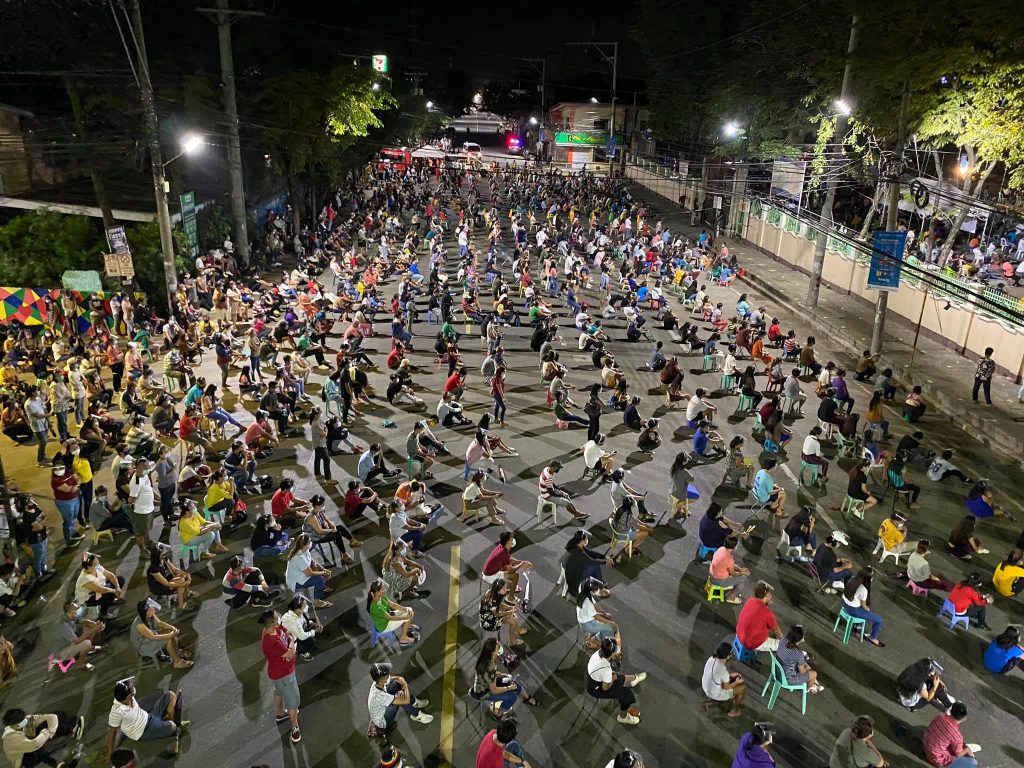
[733,723,777,768]
[471,637,540,718]
[1,707,84,768]
[367,662,433,737]
[481,532,532,596]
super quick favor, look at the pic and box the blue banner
[867,230,908,292]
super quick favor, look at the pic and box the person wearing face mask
[367,662,433,737]
[130,599,192,669]
[471,637,540,718]
[281,595,323,662]
[586,636,647,725]
[127,458,158,553]
[481,532,532,595]
[88,485,133,536]
[285,533,332,608]
[74,552,124,621]
[1,707,84,768]
[49,464,83,548]
[66,438,94,531]
[55,600,104,673]
[260,610,302,743]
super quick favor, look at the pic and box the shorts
[384,618,407,633]
[59,639,92,660]
[131,511,153,537]
[708,688,734,702]
[272,672,301,711]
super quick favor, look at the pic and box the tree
[0,211,104,286]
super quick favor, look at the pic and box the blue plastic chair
[370,626,399,650]
[832,607,867,644]
[732,635,758,664]
[937,598,971,631]
[761,651,808,715]
[697,543,718,561]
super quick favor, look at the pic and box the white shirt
[281,609,315,641]
[367,684,396,729]
[702,656,731,701]
[587,650,613,684]
[108,698,149,741]
[686,396,705,422]
[842,584,869,609]
[724,354,738,375]
[128,474,154,515]
[462,484,482,502]
[285,550,314,591]
[576,597,598,624]
[802,435,821,457]
[583,440,602,469]
[926,458,954,481]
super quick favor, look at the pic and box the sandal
[867,638,885,648]
[524,695,541,707]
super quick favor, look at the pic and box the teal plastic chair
[178,539,203,569]
[720,372,737,392]
[761,651,808,715]
[832,607,867,644]
[752,412,766,437]
[799,461,820,485]
[737,393,756,412]
[703,354,720,372]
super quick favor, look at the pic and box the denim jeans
[30,540,48,577]
[295,574,326,599]
[54,410,69,442]
[34,430,48,463]
[55,498,79,543]
[843,604,883,640]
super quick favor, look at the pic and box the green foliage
[325,68,398,139]
[0,210,104,286]
[123,220,186,310]
[196,204,232,252]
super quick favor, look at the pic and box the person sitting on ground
[709,534,749,605]
[367,577,418,646]
[2,708,84,768]
[471,637,540,719]
[250,511,289,556]
[842,566,885,647]
[622,396,645,430]
[947,572,993,630]
[906,539,955,592]
[702,641,746,718]
[982,625,1024,675]
[830,715,888,768]
[947,515,988,560]
[927,450,970,484]
[104,678,184,764]
[586,637,647,726]
[146,545,196,611]
[55,599,104,672]
[921,703,979,768]
[637,418,662,454]
[130,598,192,669]
[221,555,277,608]
[992,548,1024,598]
[270,478,312,526]
[965,480,1013,520]
[74,551,125,621]
[692,419,725,459]
[776,624,824,694]
[460,470,505,526]
[896,658,954,714]
[812,531,853,592]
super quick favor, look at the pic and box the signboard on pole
[713,195,723,210]
[103,253,134,279]
[372,54,388,73]
[867,230,908,292]
[605,136,617,157]
[179,191,199,258]
[105,225,130,254]
[769,160,807,204]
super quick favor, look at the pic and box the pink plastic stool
[907,579,930,598]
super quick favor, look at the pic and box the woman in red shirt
[260,610,301,743]
[491,365,507,427]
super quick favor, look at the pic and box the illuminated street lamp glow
[371,82,381,91]
[426,100,433,109]
[590,96,599,103]
[834,99,852,116]
[181,133,203,154]
[723,122,739,137]
[529,116,538,125]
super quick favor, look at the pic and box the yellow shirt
[72,455,93,484]
[992,562,1024,597]
[878,518,905,549]
[178,513,204,544]
[204,482,234,510]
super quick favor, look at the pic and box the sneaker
[977,548,990,554]
[628,672,647,687]
[299,652,314,662]
[290,728,302,743]
[413,697,429,708]
[410,711,434,724]
[275,713,289,723]
[74,715,85,740]
[616,713,640,725]
[350,537,363,548]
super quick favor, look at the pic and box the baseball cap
[830,531,850,546]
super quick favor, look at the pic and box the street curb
[737,269,1024,466]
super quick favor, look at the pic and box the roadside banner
[867,230,908,292]
[180,191,199,257]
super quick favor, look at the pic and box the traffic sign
[866,230,907,292]
[103,252,135,279]
[105,225,130,255]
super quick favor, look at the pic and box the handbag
[500,651,521,672]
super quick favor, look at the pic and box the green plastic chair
[761,651,808,715]
[832,607,867,644]
[704,580,726,603]
[703,354,720,372]
[737,393,756,412]
[799,461,820,485]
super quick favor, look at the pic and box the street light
[834,99,852,116]
[590,96,599,103]
[426,100,434,109]
[163,132,204,168]
[372,82,381,91]
[723,122,739,137]
[529,116,538,125]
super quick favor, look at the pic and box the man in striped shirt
[922,703,978,768]
[538,461,588,521]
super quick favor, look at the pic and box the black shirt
[812,544,838,582]
[817,398,838,422]
[564,546,605,597]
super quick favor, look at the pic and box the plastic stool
[720,373,737,392]
[732,636,758,663]
[697,543,717,561]
[535,496,557,524]
[841,496,865,520]
[907,580,930,598]
[799,364,813,377]
[818,420,835,440]
[703,355,720,372]
[92,528,115,546]
[783,396,802,415]
[370,626,399,650]
[832,608,867,644]
[737,393,756,412]
[705,580,726,603]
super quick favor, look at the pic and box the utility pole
[870,80,911,354]
[807,15,858,307]
[566,42,618,173]
[126,0,177,307]
[524,57,546,116]
[198,1,264,266]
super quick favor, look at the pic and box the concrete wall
[627,163,1024,378]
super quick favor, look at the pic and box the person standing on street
[24,388,49,467]
[260,610,302,743]
[127,458,157,552]
[971,347,995,405]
